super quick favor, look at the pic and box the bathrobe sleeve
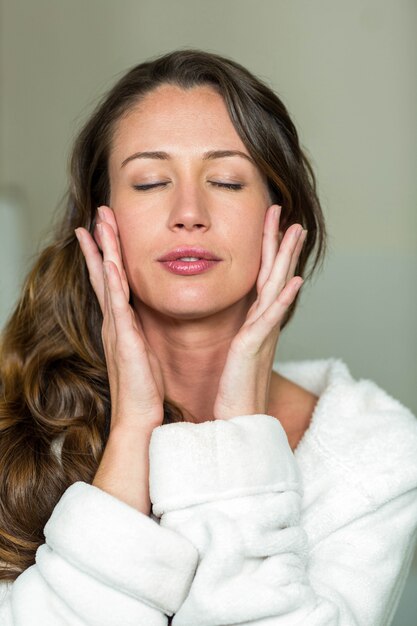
[0,481,199,626]
[148,413,417,626]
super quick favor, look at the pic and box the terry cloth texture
[1,357,417,625]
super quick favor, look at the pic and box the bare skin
[75,83,320,514]
[104,83,317,438]
[267,372,319,452]
[79,83,318,456]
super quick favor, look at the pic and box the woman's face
[108,83,273,320]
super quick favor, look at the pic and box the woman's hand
[75,205,165,435]
[213,204,307,421]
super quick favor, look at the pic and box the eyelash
[133,182,244,192]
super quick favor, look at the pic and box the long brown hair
[0,48,327,581]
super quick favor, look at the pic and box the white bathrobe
[1,357,417,625]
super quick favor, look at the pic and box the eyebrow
[120,149,255,168]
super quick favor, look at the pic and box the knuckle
[111,302,125,318]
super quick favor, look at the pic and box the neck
[132,290,257,423]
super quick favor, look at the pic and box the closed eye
[211,182,244,191]
[133,182,244,191]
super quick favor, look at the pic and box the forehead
[110,84,248,159]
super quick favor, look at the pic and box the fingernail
[274,205,281,219]
[97,206,105,220]
[74,228,81,241]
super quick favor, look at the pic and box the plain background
[0,1,416,623]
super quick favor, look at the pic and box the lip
[157,246,222,262]
[159,259,220,276]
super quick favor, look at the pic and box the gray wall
[0,1,416,622]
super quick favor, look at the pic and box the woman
[0,48,416,625]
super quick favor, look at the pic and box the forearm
[93,425,154,515]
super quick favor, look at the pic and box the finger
[98,222,130,300]
[256,224,303,315]
[104,261,132,330]
[97,205,123,258]
[102,259,117,339]
[285,228,307,283]
[75,227,105,310]
[260,276,304,328]
[103,261,143,351]
[98,206,132,302]
[256,205,281,293]
[93,222,103,251]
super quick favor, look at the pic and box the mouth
[158,258,221,276]
[157,246,222,262]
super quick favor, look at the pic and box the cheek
[115,215,147,274]
[244,241,263,283]
[238,211,264,255]
[230,221,264,287]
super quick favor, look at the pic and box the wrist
[94,424,153,515]
[109,420,159,442]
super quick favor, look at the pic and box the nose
[167,180,210,232]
